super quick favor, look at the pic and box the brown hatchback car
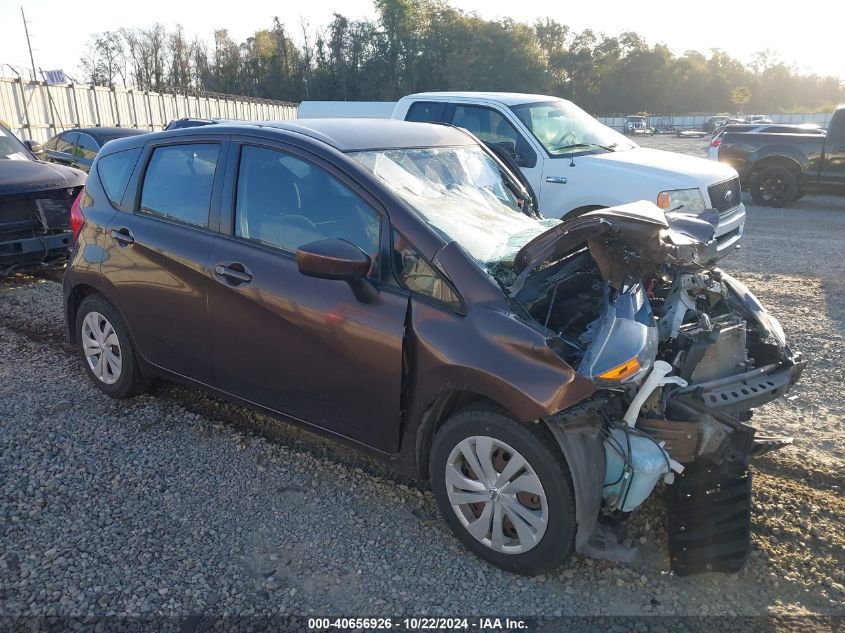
[64,119,803,576]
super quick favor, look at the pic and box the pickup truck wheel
[749,167,798,207]
[430,406,576,575]
[76,294,148,398]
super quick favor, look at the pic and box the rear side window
[96,148,141,209]
[406,101,446,123]
[140,144,220,228]
[55,132,78,154]
[76,134,99,161]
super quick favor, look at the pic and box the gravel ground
[1,136,843,625]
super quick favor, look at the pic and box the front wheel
[430,406,576,575]
[749,166,798,207]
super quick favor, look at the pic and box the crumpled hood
[0,160,86,196]
[592,147,738,189]
[511,201,719,291]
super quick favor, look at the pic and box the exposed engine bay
[500,201,804,575]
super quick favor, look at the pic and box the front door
[207,141,407,453]
[819,123,845,187]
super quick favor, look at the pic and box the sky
[1,0,843,81]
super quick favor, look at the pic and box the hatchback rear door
[99,135,228,384]
[206,137,408,453]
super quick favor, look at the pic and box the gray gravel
[1,136,843,620]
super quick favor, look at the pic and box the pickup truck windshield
[511,101,635,156]
[349,146,558,264]
[0,126,33,161]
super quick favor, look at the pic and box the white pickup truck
[387,92,746,255]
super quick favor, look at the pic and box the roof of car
[73,127,148,142]
[134,118,475,152]
[402,91,569,106]
[99,118,481,156]
[263,118,479,150]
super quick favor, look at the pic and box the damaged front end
[0,159,85,278]
[505,201,804,575]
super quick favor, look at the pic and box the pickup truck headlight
[657,188,707,214]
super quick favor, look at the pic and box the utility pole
[21,7,37,82]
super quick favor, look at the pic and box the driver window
[450,106,535,167]
[452,105,518,151]
[235,146,381,271]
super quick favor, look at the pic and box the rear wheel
[76,294,148,398]
[749,166,798,207]
[430,405,576,575]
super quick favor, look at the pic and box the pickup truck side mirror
[24,140,44,156]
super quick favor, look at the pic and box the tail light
[710,138,722,148]
[70,188,89,244]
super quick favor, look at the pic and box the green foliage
[81,0,845,112]
[731,86,752,111]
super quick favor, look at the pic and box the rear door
[206,138,408,452]
[100,136,228,384]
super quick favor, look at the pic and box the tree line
[79,0,844,114]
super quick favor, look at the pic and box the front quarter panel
[406,299,596,429]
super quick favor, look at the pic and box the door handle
[110,228,134,245]
[545,176,567,184]
[214,263,253,284]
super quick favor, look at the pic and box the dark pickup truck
[718,105,845,206]
[1,123,86,277]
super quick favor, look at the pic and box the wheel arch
[415,391,531,480]
[749,153,806,184]
[65,283,102,343]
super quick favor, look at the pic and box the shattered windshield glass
[348,146,558,265]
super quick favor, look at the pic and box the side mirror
[296,238,378,303]
[24,140,44,156]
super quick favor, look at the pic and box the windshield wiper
[550,142,618,153]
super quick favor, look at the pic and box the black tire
[430,405,576,575]
[76,294,148,398]
[749,166,798,207]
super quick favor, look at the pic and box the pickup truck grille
[708,177,741,212]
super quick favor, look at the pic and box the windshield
[0,125,33,161]
[348,146,558,265]
[511,100,635,156]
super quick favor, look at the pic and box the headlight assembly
[657,188,707,214]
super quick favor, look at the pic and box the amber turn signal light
[597,358,642,381]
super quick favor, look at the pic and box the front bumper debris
[667,460,752,575]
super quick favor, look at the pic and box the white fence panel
[597,112,833,132]
[0,77,298,143]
